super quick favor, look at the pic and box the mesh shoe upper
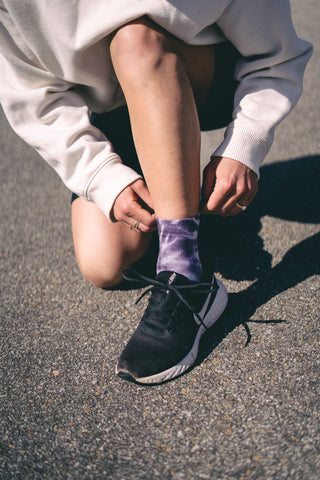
[117,270,218,380]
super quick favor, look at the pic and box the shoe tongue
[156,271,190,286]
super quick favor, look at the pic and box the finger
[222,188,257,217]
[201,159,220,209]
[132,179,154,211]
[219,174,258,216]
[226,201,249,217]
[127,218,152,234]
[131,200,157,229]
[113,191,155,232]
[126,192,156,229]
[201,167,216,205]
[204,179,235,214]
[124,201,157,230]
[219,183,247,214]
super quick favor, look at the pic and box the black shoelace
[122,269,217,331]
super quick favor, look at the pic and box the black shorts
[71,41,240,203]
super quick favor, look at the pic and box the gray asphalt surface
[1,1,319,479]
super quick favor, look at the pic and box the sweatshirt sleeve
[213,0,313,176]
[0,10,141,222]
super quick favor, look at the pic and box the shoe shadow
[197,154,320,363]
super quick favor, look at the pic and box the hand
[112,179,157,232]
[201,156,258,216]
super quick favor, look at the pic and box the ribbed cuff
[212,124,272,178]
[85,157,142,222]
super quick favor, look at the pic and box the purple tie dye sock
[156,214,203,283]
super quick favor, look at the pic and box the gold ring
[129,220,140,231]
[236,202,247,211]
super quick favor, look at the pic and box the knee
[76,253,123,289]
[110,18,177,82]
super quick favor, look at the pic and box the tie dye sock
[156,214,203,283]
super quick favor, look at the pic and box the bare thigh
[72,197,152,288]
[171,35,215,105]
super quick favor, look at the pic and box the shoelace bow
[122,269,217,330]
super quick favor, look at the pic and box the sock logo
[168,272,177,285]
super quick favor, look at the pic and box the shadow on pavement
[114,154,320,368]
[198,154,320,359]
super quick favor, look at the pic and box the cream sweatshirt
[0,0,313,220]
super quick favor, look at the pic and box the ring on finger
[235,202,247,211]
[129,220,140,231]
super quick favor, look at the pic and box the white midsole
[135,278,228,384]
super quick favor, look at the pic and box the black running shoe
[116,270,228,384]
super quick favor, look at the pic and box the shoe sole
[117,278,228,385]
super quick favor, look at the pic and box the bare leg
[107,19,227,383]
[72,18,215,288]
[72,197,152,288]
[110,17,215,220]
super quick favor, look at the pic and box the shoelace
[122,269,218,331]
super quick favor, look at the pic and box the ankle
[156,215,202,282]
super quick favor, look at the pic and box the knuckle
[220,178,235,192]
[115,213,124,223]
[119,211,128,221]
[236,186,246,197]
[121,202,132,216]
[135,178,144,188]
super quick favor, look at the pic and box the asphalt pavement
[1,1,319,479]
